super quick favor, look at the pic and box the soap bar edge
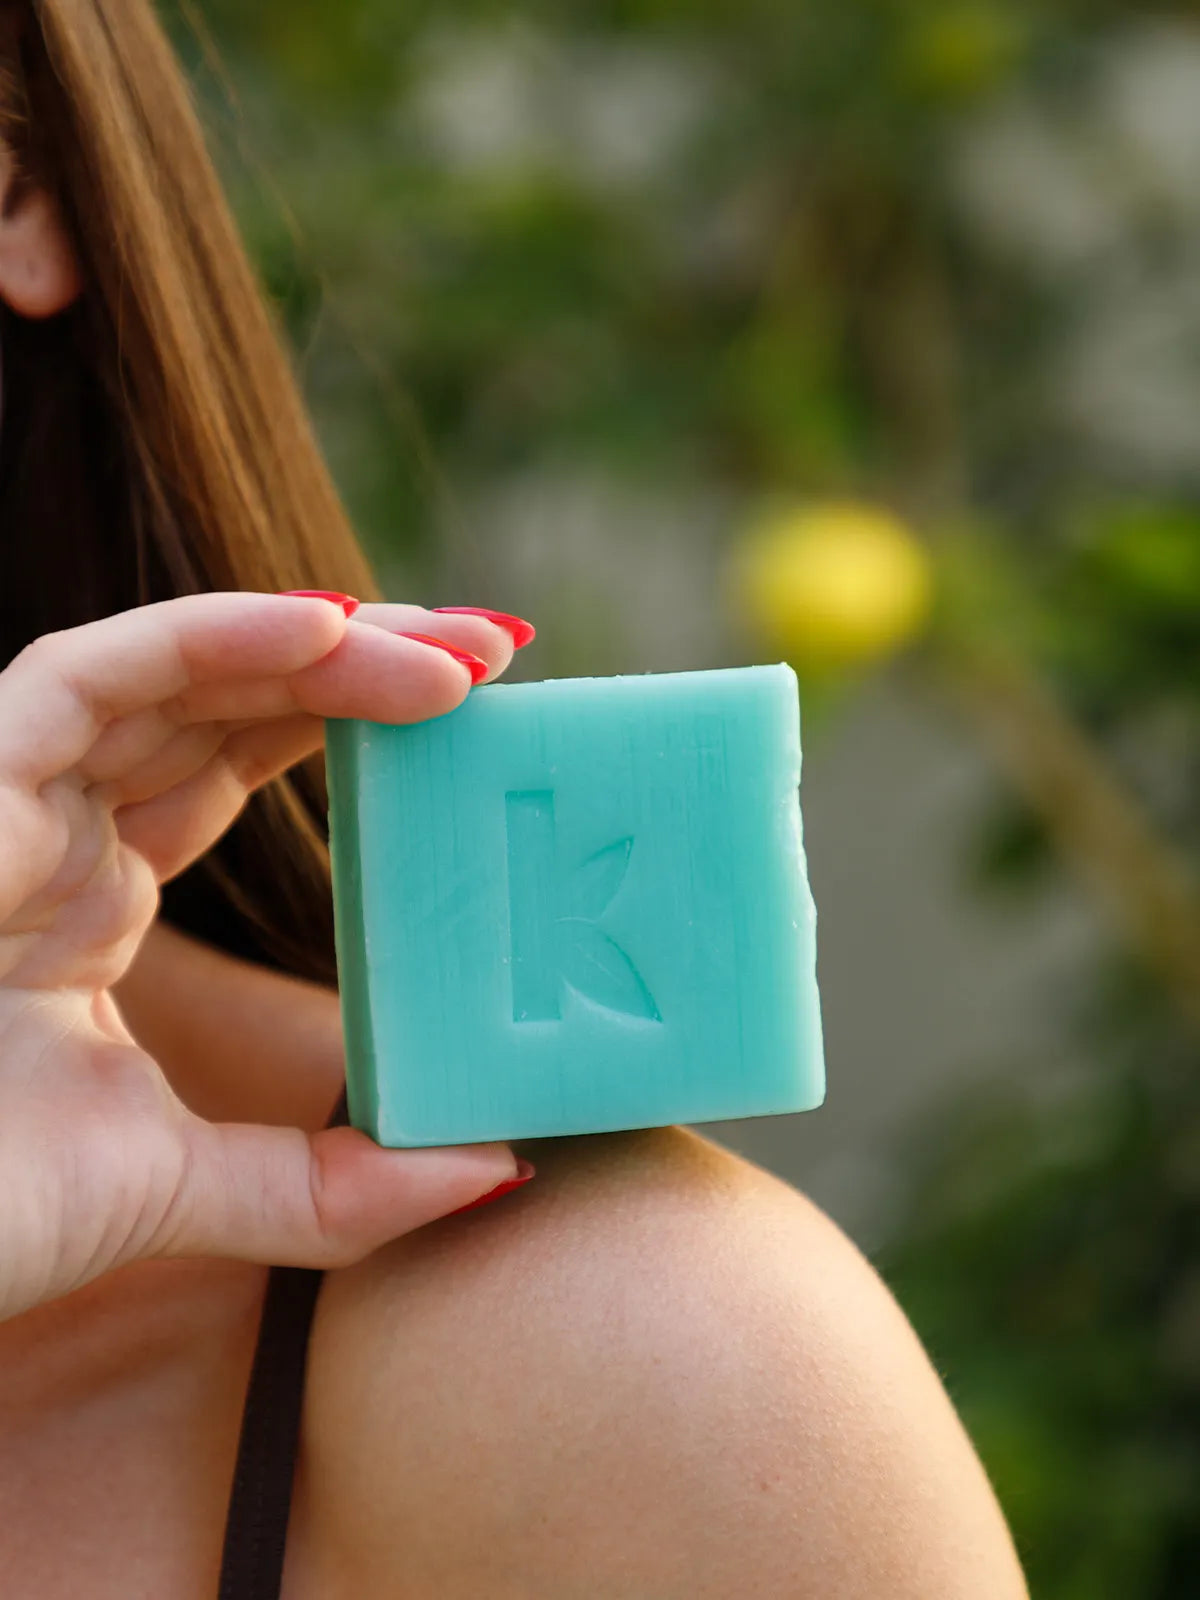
[325,718,383,1140]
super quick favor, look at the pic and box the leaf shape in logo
[560,919,661,1022]
[566,836,634,920]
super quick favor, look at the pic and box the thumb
[163,1118,526,1269]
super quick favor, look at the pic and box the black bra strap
[216,1091,348,1600]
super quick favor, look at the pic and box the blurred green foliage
[170,0,1200,1590]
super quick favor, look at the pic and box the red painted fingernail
[432,606,537,649]
[399,632,489,685]
[279,590,360,617]
[448,1159,536,1216]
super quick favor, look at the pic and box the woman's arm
[295,1127,1029,1599]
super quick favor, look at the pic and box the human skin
[0,828,1031,1598]
[115,925,1032,1600]
[294,1129,1033,1599]
[0,83,1029,1598]
[131,929,1030,1599]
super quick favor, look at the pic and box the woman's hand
[0,592,523,1321]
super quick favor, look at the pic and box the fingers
[173,608,518,725]
[101,713,320,814]
[352,603,517,683]
[105,622,506,871]
[172,608,520,726]
[0,595,528,874]
[0,593,350,788]
[3,843,157,989]
[163,1118,522,1270]
[86,719,227,802]
[285,623,485,721]
[105,606,529,877]
[112,715,324,880]
[70,605,517,750]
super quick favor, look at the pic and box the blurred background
[173,0,1200,1591]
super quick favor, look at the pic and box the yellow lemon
[729,502,933,670]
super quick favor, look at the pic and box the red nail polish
[448,1159,536,1216]
[399,632,489,685]
[279,590,360,617]
[432,606,536,650]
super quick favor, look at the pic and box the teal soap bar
[326,665,824,1146]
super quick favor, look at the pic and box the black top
[216,1091,348,1600]
[153,772,342,1598]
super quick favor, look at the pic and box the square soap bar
[326,665,824,1146]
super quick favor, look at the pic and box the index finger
[0,593,349,789]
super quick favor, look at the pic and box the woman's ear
[0,139,82,318]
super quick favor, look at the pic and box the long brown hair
[0,0,379,982]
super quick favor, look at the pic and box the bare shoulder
[289,1128,1028,1600]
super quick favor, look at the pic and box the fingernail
[448,1159,536,1216]
[432,606,536,650]
[399,632,489,685]
[279,590,360,617]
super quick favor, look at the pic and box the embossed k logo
[505,790,661,1024]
